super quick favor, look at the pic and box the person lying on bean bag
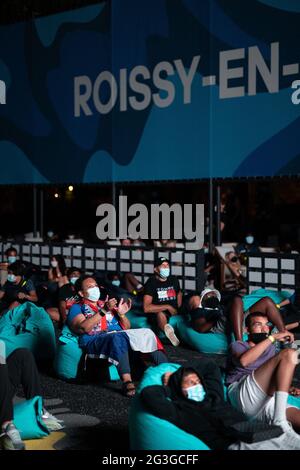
[140,357,284,450]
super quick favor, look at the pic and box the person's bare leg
[46,307,60,322]
[8,301,20,310]
[250,297,286,332]
[156,312,168,332]
[123,273,135,292]
[121,372,135,396]
[229,296,244,341]
[124,273,143,292]
[254,349,297,396]
[287,408,300,432]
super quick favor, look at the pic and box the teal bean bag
[129,363,210,450]
[13,396,49,440]
[242,288,293,312]
[177,317,229,354]
[0,302,56,360]
[287,395,300,408]
[53,325,84,380]
[53,324,119,382]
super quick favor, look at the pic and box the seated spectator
[131,238,146,248]
[57,267,82,325]
[224,251,246,292]
[2,246,18,266]
[0,261,38,314]
[0,343,63,450]
[143,257,182,346]
[141,358,284,450]
[235,232,261,259]
[0,247,18,287]
[155,239,177,248]
[48,255,68,288]
[40,255,68,321]
[226,312,300,439]
[121,238,132,247]
[103,271,143,310]
[68,276,168,397]
[105,271,143,297]
[186,289,293,341]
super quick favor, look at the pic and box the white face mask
[7,274,16,283]
[70,277,79,285]
[51,260,58,268]
[87,286,100,302]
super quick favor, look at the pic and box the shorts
[228,372,295,423]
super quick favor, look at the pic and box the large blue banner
[0,0,300,184]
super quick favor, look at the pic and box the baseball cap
[154,256,170,268]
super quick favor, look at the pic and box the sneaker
[0,423,25,450]
[164,324,180,347]
[275,420,300,439]
[41,409,65,432]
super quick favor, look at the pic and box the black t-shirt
[0,278,35,304]
[58,283,80,310]
[143,275,180,309]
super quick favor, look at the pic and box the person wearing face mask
[40,255,69,323]
[235,231,261,258]
[57,267,82,326]
[143,257,182,346]
[48,255,68,288]
[0,248,18,287]
[187,288,228,335]
[226,312,300,443]
[104,271,144,309]
[0,261,38,314]
[141,358,284,450]
[68,276,168,397]
[186,288,293,342]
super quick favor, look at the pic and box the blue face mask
[112,279,121,287]
[70,277,79,285]
[246,236,254,244]
[159,267,170,279]
[184,384,206,402]
[8,256,17,264]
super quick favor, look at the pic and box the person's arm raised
[238,331,294,367]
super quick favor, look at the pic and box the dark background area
[0,178,300,249]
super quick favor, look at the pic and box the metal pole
[216,184,221,246]
[209,179,213,252]
[112,182,117,238]
[33,186,37,237]
[40,189,44,239]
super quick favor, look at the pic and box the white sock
[273,391,288,424]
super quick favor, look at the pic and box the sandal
[122,381,136,398]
